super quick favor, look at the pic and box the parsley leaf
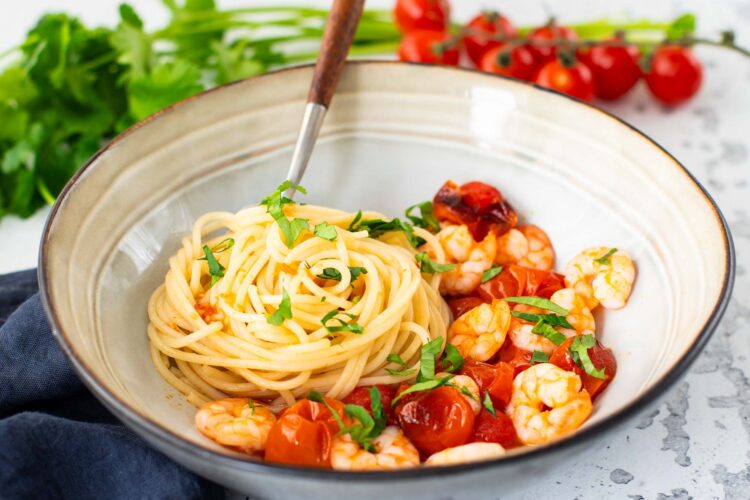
[321,309,363,334]
[314,221,337,241]
[415,252,456,273]
[530,350,550,365]
[481,265,503,283]
[569,334,606,379]
[482,392,496,417]
[405,201,440,232]
[261,181,309,247]
[200,244,226,287]
[267,289,292,325]
[441,344,464,373]
[594,248,618,265]
[531,320,567,345]
[349,214,425,248]
[504,296,569,316]
[317,266,368,282]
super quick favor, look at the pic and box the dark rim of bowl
[38,60,736,480]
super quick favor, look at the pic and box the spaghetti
[147,200,451,409]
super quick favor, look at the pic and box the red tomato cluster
[394,0,703,105]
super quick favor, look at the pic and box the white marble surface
[2,1,749,498]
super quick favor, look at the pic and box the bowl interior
[42,62,730,464]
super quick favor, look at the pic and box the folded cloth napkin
[0,270,224,500]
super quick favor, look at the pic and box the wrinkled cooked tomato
[477,264,565,301]
[433,180,518,241]
[472,410,519,449]
[394,386,475,455]
[497,339,533,376]
[264,398,348,467]
[460,360,514,408]
[447,296,485,318]
[549,337,617,399]
[342,385,396,419]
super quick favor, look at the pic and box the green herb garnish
[267,289,292,325]
[417,337,443,382]
[481,265,503,283]
[321,309,363,334]
[390,375,453,406]
[482,392,496,417]
[531,320,567,345]
[200,244,225,288]
[441,344,465,373]
[317,266,368,282]
[349,213,425,248]
[247,400,256,415]
[594,248,618,265]
[405,201,440,232]
[510,311,574,330]
[385,352,416,376]
[314,221,337,241]
[569,334,606,379]
[415,252,457,273]
[530,350,550,365]
[261,181,309,247]
[308,388,387,453]
[504,296,569,316]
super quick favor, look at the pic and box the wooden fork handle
[307,0,366,108]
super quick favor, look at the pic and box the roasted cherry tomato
[447,296,486,318]
[342,385,395,419]
[645,45,703,106]
[264,398,348,468]
[394,386,475,455]
[479,44,538,81]
[433,180,518,241]
[477,264,565,302]
[497,339,533,376]
[463,11,518,66]
[578,42,642,100]
[394,0,450,33]
[460,360,515,408]
[472,409,519,448]
[398,30,459,65]
[535,58,595,102]
[527,23,579,65]
[549,337,617,399]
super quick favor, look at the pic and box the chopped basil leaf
[415,252,457,273]
[530,350,550,365]
[594,248,618,265]
[267,289,292,325]
[504,296,569,316]
[200,244,226,288]
[481,265,503,283]
[531,319,567,345]
[314,222,338,241]
[386,352,415,375]
[441,343,464,373]
[386,367,418,376]
[418,337,443,382]
[450,384,477,400]
[349,215,425,248]
[405,201,440,232]
[308,390,347,430]
[387,353,407,367]
[569,334,606,379]
[390,375,454,406]
[483,392,496,417]
[308,389,386,453]
[510,311,574,330]
[321,309,363,334]
[348,210,363,231]
[368,387,387,438]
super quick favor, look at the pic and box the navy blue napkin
[0,270,224,500]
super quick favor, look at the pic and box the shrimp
[425,443,505,466]
[436,372,481,415]
[508,363,592,445]
[495,225,554,271]
[330,426,420,471]
[549,288,595,336]
[438,224,496,296]
[195,398,276,454]
[448,299,511,362]
[564,247,635,310]
[508,304,576,355]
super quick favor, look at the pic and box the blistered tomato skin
[477,264,565,302]
[395,386,476,456]
[472,410,519,449]
[342,385,396,419]
[460,360,514,408]
[549,337,617,399]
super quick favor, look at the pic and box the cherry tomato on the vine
[463,11,518,66]
[394,0,451,33]
[398,30,460,65]
[480,44,538,81]
[535,58,595,101]
[578,42,642,100]
[527,23,579,65]
[645,45,703,106]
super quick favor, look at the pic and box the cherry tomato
[394,0,450,33]
[394,386,475,455]
[535,59,595,102]
[472,409,519,448]
[398,30,459,65]
[342,385,395,419]
[527,23,579,65]
[447,296,486,318]
[264,398,348,468]
[477,264,565,302]
[433,180,518,241]
[460,360,515,408]
[463,11,518,66]
[578,42,642,100]
[497,339,532,376]
[479,44,538,81]
[645,45,703,106]
[549,337,617,399]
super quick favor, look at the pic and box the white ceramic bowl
[39,62,734,499]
